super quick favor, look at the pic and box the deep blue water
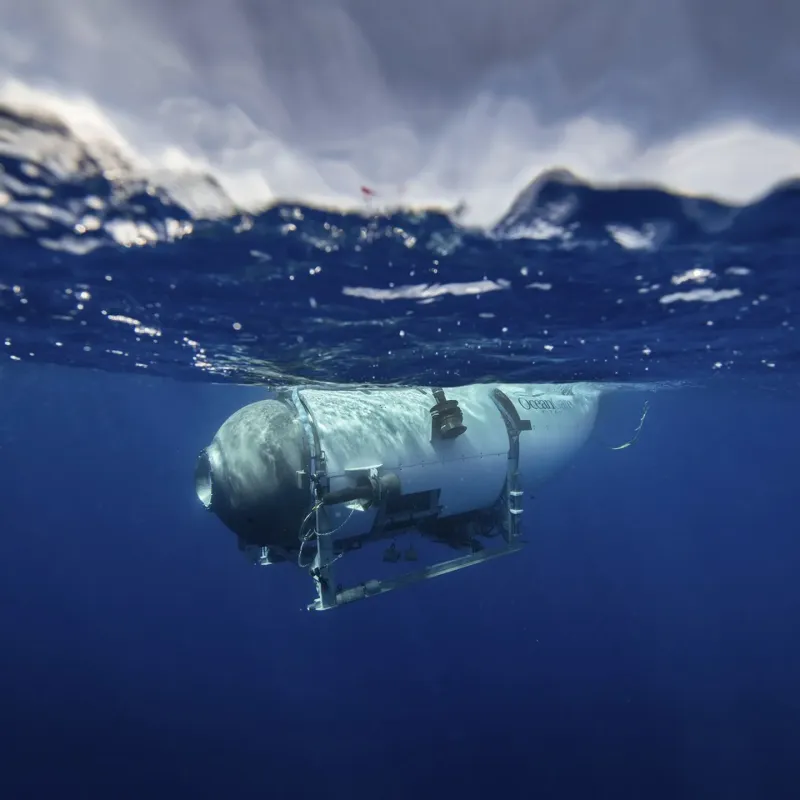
[2,127,800,798]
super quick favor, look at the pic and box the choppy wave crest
[2,105,800,256]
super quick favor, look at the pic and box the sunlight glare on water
[0,0,798,225]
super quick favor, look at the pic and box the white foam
[0,0,798,227]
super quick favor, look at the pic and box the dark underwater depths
[0,365,799,799]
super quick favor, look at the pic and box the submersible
[195,382,601,611]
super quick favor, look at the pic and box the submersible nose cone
[194,399,309,548]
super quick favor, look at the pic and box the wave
[0,0,798,229]
[2,104,800,255]
[492,169,800,248]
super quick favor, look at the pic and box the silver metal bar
[307,542,524,611]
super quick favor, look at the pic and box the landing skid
[307,540,525,611]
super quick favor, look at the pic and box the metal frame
[291,387,530,612]
[291,388,338,610]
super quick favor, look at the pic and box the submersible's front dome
[194,399,310,547]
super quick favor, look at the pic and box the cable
[609,400,650,451]
[297,502,323,569]
[297,500,356,570]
